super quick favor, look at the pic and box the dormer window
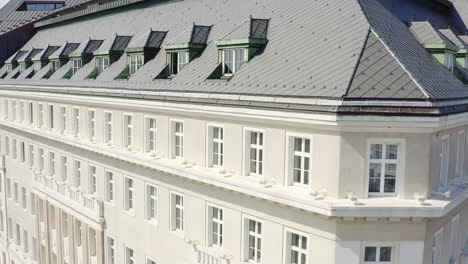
[19,63,26,74]
[127,54,144,76]
[222,48,246,77]
[444,53,455,73]
[51,60,61,73]
[96,57,110,75]
[70,59,82,75]
[169,52,189,76]
[5,64,12,73]
[33,62,42,74]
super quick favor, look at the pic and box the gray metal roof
[409,21,459,51]
[127,30,166,49]
[0,0,468,108]
[438,28,468,50]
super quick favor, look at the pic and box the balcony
[32,171,104,227]
[186,241,232,264]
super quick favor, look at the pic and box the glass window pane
[370,144,383,159]
[364,247,377,261]
[386,144,398,159]
[379,247,392,261]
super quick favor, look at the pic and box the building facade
[0,0,466,264]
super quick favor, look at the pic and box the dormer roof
[50,42,80,59]
[126,30,167,52]
[165,24,211,49]
[409,21,458,51]
[94,35,132,55]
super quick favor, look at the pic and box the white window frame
[449,215,460,264]
[96,56,110,74]
[18,100,24,123]
[88,165,97,195]
[128,54,144,76]
[444,53,455,73]
[61,156,68,182]
[28,144,34,168]
[60,106,67,134]
[432,228,444,264]
[38,147,45,172]
[106,236,115,264]
[123,114,134,150]
[145,184,158,223]
[207,204,223,248]
[124,176,135,213]
[125,246,135,264]
[285,132,313,188]
[242,215,263,264]
[104,111,113,145]
[145,116,157,154]
[146,257,157,264]
[365,139,406,197]
[49,151,55,177]
[73,159,81,188]
[88,109,96,141]
[222,48,247,76]
[169,51,189,76]
[72,107,80,137]
[440,135,450,188]
[243,128,265,177]
[28,101,33,125]
[361,243,397,264]
[37,103,43,128]
[284,228,309,264]
[48,104,54,130]
[456,130,465,178]
[170,191,184,233]
[71,58,82,75]
[171,120,184,160]
[105,170,115,204]
[207,124,224,168]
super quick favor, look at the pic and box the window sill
[170,229,185,239]
[123,209,136,217]
[144,219,158,227]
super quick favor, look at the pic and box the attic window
[222,48,246,76]
[5,64,12,73]
[19,63,26,74]
[96,57,110,74]
[444,53,455,73]
[24,2,64,11]
[70,59,82,75]
[33,62,41,74]
[169,52,189,76]
[127,54,144,76]
[50,60,61,74]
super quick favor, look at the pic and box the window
[124,114,133,149]
[37,104,43,127]
[61,156,68,181]
[5,64,12,73]
[25,3,64,11]
[444,53,455,73]
[15,223,20,246]
[245,219,262,264]
[209,206,223,247]
[146,117,157,153]
[171,193,184,231]
[128,54,144,76]
[6,179,11,198]
[71,59,82,75]
[48,105,54,129]
[11,138,16,159]
[169,52,188,76]
[172,121,184,159]
[60,106,66,133]
[106,236,115,264]
[19,63,26,73]
[89,165,97,195]
[287,231,308,264]
[49,151,55,177]
[28,144,34,168]
[440,135,450,188]
[125,247,135,264]
[28,102,33,124]
[38,148,44,172]
[75,220,82,247]
[0,210,3,231]
[449,215,460,263]
[30,194,36,215]
[4,136,9,156]
[11,100,16,121]
[13,182,18,203]
[61,212,68,237]
[72,108,80,137]
[88,110,96,140]
[247,131,263,176]
[21,187,26,209]
[96,57,110,74]
[3,99,8,120]
[146,184,157,222]
[210,126,224,167]
[73,160,81,187]
[18,101,24,123]
[222,48,246,76]
[456,130,465,177]
[291,137,311,186]
[364,246,393,263]
[104,112,113,144]
[124,177,135,212]
[368,142,401,195]
[19,141,25,163]
[51,60,61,74]
[432,228,443,264]
[146,258,157,264]
[105,170,114,203]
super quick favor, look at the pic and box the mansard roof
[1,0,468,116]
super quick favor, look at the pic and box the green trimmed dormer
[2,50,28,78]
[410,22,458,73]
[439,29,468,83]
[60,40,102,79]
[30,45,60,78]
[16,48,43,75]
[209,17,269,79]
[156,24,211,79]
[46,42,81,79]
[88,35,131,79]
[115,30,166,79]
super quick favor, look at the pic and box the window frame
[243,128,265,177]
[70,58,82,75]
[285,132,313,188]
[59,105,67,134]
[88,109,96,141]
[360,242,398,264]
[105,235,116,264]
[455,130,465,178]
[105,170,115,204]
[222,48,247,77]
[207,124,224,168]
[449,215,460,263]
[88,164,97,195]
[72,107,80,137]
[123,113,134,150]
[170,191,184,233]
[104,111,113,145]
[283,228,310,264]
[170,120,184,160]
[125,246,135,264]
[144,116,157,154]
[365,138,406,198]
[242,215,263,264]
[168,51,189,76]
[128,54,145,76]
[432,228,444,264]
[48,104,54,130]
[123,176,135,213]
[96,56,110,75]
[145,183,158,224]
[207,204,223,248]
